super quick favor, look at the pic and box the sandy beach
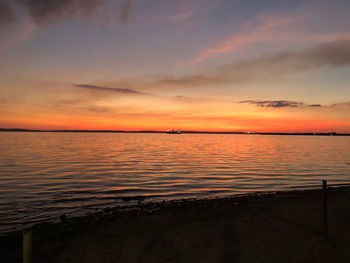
[1,185,350,263]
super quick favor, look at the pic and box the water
[1,132,350,233]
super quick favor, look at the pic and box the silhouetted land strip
[1,128,349,136]
[1,185,350,262]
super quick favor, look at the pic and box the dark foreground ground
[1,186,350,263]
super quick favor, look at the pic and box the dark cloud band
[0,1,17,26]
[15,0,107,25]
[240,100,304,108]
[73,84,145,95]
[1,0,134,26]
[120,0,133,23]
[240,100,350,108]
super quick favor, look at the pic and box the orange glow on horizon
[1,113,349,133]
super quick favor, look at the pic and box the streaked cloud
[0,20,37,52]
[120,0,133,23]
[332,102,350,107]
[157,40,350,87]
[171,95,215,104]
[159,10,194,23]
[15,0,108,25]
[73,84,145,95]
[189,9,350,65]
[1,0,134,27]
[189,12,299,64]
[0,1,17,26]
[239,100,324,108]
[240,100,350,108]
[86,106,112,113]
[240,100,304,108]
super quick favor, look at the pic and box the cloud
[77,40,350,97]
[15,0,108,25]
[171,95,214,104]
[331,102,350,107]
[240,100,350,108]
[189,12,299,64]
[189,8,350,65]
[302,40,350,67]
[156,40,350,87]
[73,84,145,95]
[0,20,37,52]
[160,10,194,23]
[0,1,17,26]
[120,0,133,23]
[1,0,136,27]
[240,100,305,108]
[240,100,304,108]
[86,106,111,113]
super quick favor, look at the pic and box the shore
[1,185,350,263]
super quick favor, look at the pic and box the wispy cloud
[189,12,299,64]
[73,84,146,95]
[240,100,314,108]
[0,1,17,26]
[86,106,112,113]
[0,20,37,52]
[188,9,350,65]
[15,0,108,26]
[159,10,194,23]
[75,40,350,98]
[240,100,350,108]
[157,40,350,87]
[1,0,134,27]
[120,0,133,23]
[171,95,214,104]
[240,100,304,108]
[331,102,350,107]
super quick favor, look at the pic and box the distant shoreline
[0,128,349,136]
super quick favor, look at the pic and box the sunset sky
[1,0,350,132]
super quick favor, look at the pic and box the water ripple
[0,132,350,233]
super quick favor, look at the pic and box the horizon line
[0,128,349,136]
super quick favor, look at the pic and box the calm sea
[1,132,350,233]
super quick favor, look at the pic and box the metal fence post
[23,230,32,263]
[323,180,328,240]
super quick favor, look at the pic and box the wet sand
[2,186,350,263]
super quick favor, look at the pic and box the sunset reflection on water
[0,132,350,233]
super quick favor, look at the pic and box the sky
[0,0,350,132]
